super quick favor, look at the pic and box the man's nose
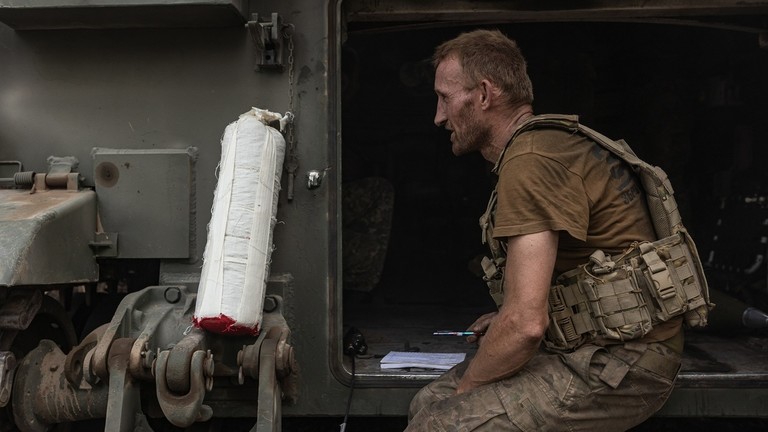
[434,103,447,127]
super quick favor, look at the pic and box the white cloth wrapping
[194,108,287,335]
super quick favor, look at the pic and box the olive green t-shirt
[493,127,655,276]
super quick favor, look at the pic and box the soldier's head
[432,29,533,157]
[432,29,533,110]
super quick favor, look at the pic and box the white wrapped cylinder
[194,108,287,335]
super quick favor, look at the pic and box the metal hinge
[245,13,292,71]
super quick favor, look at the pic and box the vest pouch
[546,231,712,351]
[481,255,506,307]
[581,272,654,342]
[638,164,683,239]
[546,267,654,351]
[545,283,588,350]
[637,231,712,329]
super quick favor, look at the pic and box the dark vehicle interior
[340,20,768,382]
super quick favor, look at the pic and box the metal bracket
[0,289,43,331]
[105,338,141,432]
[89,232,118,257]
[0,351,16,407]
[254,338,280,432]
[236,298,298,431]
[245,13,290,71]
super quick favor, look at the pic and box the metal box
[92,147,197,259]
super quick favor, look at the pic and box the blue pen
[433,330,485,336]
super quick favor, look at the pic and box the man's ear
[478,79,495,110]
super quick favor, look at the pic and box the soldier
[406,29,686,431]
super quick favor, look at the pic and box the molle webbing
[479,188,505,306]
[547,231,709,350]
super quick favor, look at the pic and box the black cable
[340,354,355,432]
[340,327,367,432]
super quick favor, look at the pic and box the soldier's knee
[408,386,433,421]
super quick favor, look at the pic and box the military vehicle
[1,1,768,431]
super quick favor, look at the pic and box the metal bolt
[141,343,156,369]
[281,345,295,375]
[263,296,278,313]
[164,286,182,304]
[203,350,215,392]
[203,350,215,377]
[306,170,324,189]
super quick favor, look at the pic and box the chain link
[283,26,298,200]
[285,27,295,151]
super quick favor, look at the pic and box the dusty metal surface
[9,287,297,429]
[0,0,247,29]
[13,340,107,431]
[0,189,98,286]
[0,289,42,330]
[344,303,484,383]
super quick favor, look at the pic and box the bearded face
[434,57,491,156]
[449,97,492,156]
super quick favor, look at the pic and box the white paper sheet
[380,351,466,370]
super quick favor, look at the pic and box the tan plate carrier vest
[479,114,713,351]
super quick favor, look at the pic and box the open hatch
[337,1,768,415]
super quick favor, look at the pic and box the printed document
[380,351,466,370]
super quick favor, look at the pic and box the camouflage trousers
[406,330,682,432]
[342,177,394,292]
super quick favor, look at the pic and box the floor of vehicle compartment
[344,299,768,383]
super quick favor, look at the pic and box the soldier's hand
[466,311,497,345]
